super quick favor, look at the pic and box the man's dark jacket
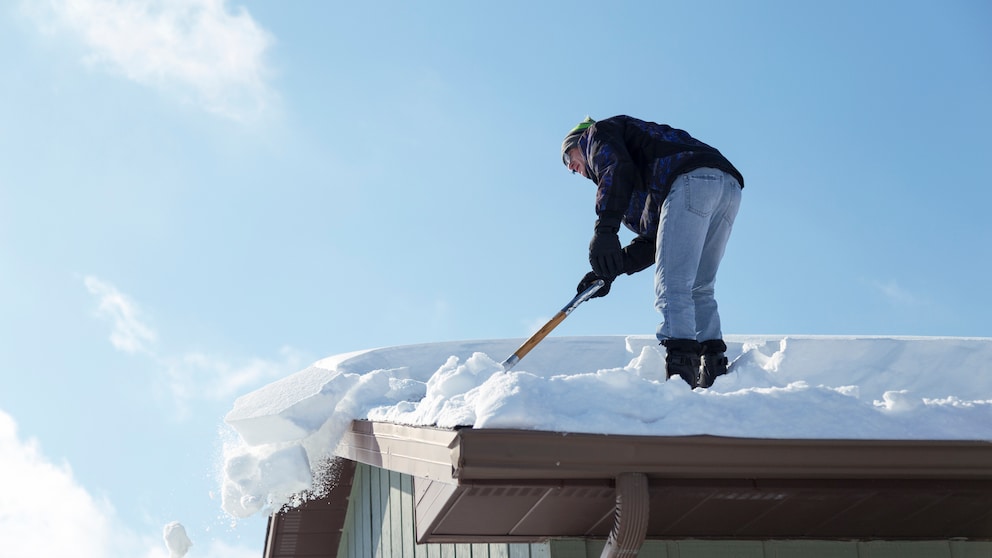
[576,115,744,274]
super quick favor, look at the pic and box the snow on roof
[219,334,992,518]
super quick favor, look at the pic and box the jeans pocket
[683,173,721,217]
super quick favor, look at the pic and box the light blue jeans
[655,167,742,344]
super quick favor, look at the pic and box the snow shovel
[501,279,605,371]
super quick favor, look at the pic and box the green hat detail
[561,116,595,165]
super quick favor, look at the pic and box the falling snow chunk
[163,522,192,558]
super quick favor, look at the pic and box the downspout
[600,473,649,558]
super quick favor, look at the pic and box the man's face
[565,147,588,178]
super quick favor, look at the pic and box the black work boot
[699,339,729,388]
[662,339,702,388]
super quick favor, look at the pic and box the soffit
[305,421,992,545]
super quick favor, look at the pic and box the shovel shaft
[501,279,605,371]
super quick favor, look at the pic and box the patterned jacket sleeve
[585,118,639,231]
[622,235,656,275]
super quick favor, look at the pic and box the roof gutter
[449,428,992,480]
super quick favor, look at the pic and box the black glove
[588,225,623,279]
[577,271,612,299]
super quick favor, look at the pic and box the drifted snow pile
[219,335,992,518]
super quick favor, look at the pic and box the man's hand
[577,271,612,299]
[589,226,623,279]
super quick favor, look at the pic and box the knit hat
[561,116,595,165]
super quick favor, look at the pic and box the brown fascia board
[339,420,992,482]
[338,420,460,482]
[332,421,992,542]
[453,429,992,481]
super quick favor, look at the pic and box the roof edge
[337,420,992,482]
[453,428,992,480]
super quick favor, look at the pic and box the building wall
[338,463,550,558]
[549,539,992,557]
[338,464,992,558]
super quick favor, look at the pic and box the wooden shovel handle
[501,279,605,371]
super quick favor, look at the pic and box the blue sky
[1,0,990,555]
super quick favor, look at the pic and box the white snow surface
[220,335,992,518]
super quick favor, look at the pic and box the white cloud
[869,278,923,307]
[0,408,259,557]
[174,347,306,400]
[164,347,307,419]
[0,409,119,557]
[83,275,306,415]
[30,0,276,121]
[84,275,157,354]
[198,539,263,558]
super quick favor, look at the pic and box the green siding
[950,540,992,558]
[764,540,859,558]
[547,539,992,558]
[339,464,548,558]
[338,464,991,558]
[857,540,949,558]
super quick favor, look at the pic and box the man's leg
[656,169,731,386]
[692,170,742,388]
[655,168,727,342]
[692,170,742,343]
